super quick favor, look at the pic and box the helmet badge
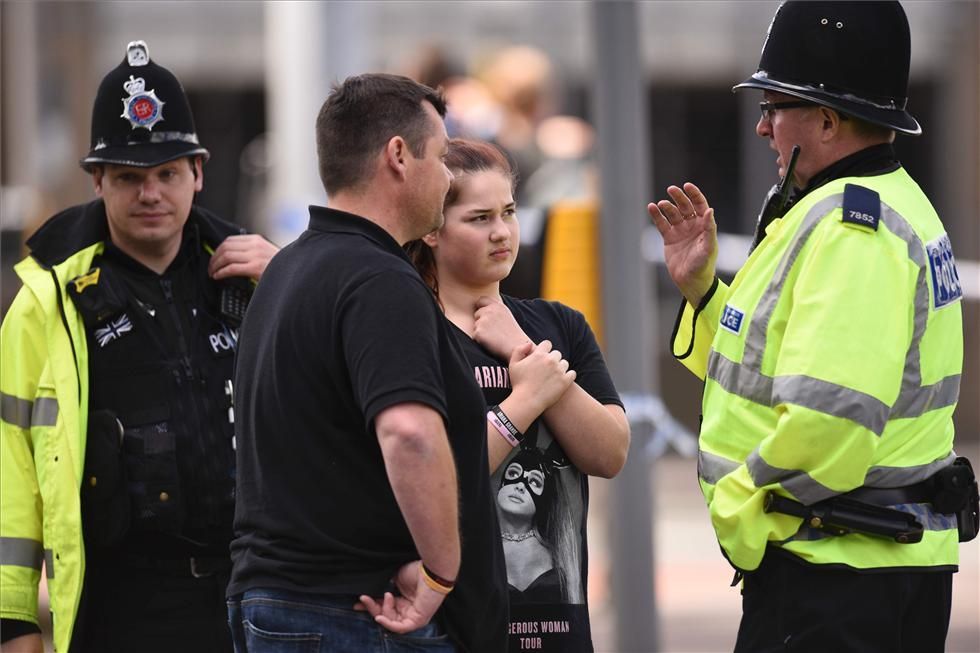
[119,75,165,131]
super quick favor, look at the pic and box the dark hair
[442,138,517,206]
[315,73,447,194]
[405,138,518,300]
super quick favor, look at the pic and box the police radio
[219,278,253,326]
[749,144,801,254]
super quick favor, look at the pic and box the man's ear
[819,106,843,143]
[384,136,409,179]
[191,156,204,191]
[92,166,105,197]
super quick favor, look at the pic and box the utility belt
[764,457,979,544]
[89,550,232,579]
[120,552,232,579]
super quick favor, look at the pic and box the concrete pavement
[30,447,979,652]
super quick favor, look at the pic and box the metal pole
[0,0,38,191]
[261,0,375,246]
[262,0,328,246]
[591,1,658,651]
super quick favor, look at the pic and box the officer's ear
[818,106,844,143]
[92,165,106,197]
[189,156,204,192]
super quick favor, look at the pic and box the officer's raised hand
[208,234,279,281]
[647,182,717,306]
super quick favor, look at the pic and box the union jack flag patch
[94,313,133,347]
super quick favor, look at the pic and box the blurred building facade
[3,0,976,429]
[2,2,978,651]
[3,1,977,249]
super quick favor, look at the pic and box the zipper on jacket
[51,269,82,403]
[160,279,195,381]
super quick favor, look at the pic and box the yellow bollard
[540,199,604,346]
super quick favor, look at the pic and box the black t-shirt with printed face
[458,296,622,653]
[228,207,507,653]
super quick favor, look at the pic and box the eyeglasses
[758,100,815,121]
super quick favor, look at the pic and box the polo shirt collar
[307,205,408,259]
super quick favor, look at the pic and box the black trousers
[71,555,233,653]
[735,551,952,653]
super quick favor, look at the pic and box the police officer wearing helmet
[0,41,277,653]
[649,2,976,651]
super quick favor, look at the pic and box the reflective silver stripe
[31,397,59,427]
[862,452,957,488]
[710,192,956,433]
[712,194,895,430]
[878,205,961,418]
[892,374,960,419]
[0,393,59,428]
[705,187,960,534]
[709,356,890,435]
[708,352,771,404]
[698,449,740,485]
[700,448,955,505]
[748,449,957,505]
[742,194,844,370]
[750,450,955,509]
[773,376,890,436]
[0,537,44,570]
[1,392,33,428]
[878,204,939,419]
[45,549,54,579]
[747,448,838,505]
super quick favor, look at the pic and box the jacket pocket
[81,409,131,550]
[121,408,184,535]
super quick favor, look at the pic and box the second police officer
[0,41,277,653]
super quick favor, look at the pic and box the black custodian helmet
[733,1,921,135]
[80,41,209,171]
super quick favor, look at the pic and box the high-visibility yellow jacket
[0,200,240,651]
[672,166,963,572]
[1,235,94,653]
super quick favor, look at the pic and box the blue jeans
[227,588,458,653]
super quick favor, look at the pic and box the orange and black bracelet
[420,563,455,595]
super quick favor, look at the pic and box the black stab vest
[70,229,240,555]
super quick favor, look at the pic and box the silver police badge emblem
[120,75,165,130]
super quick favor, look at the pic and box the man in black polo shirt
[227,74,508,653]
